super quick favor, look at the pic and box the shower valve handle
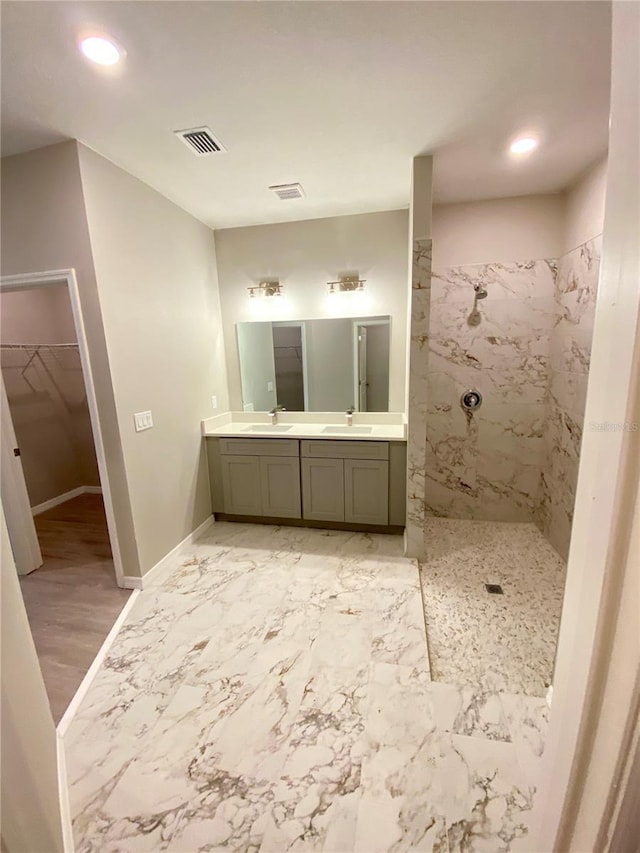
[460,389,483,412]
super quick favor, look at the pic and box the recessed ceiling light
[509,136,539,156]
[80,35,122,66]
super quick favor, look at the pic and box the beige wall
[1,142,139,575]
[430,165,607,269]
[1,286,100,506]
[77,145,229,575]
[0,286,76,344]
[215,209,409,412]
[1,503,65,853]
[432,193,565,267]
[563,156,608,253]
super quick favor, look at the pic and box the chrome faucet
[346,406,355,427]
[269,405,286,425]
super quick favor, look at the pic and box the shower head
[474,284,488,299]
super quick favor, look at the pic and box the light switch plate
[211,395,218,410]
[134,411,153,432]
[267,381,274,392]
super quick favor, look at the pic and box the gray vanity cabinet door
[260,457,302,519]
[220,455,262,515]
[344,459,389,525]
[301,458,345,522]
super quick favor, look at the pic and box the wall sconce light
[327,274,366,295]
[248,280,283,299]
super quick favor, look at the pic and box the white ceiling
[1,1,611,230]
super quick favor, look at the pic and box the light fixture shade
[509,136,539,155]
[327,274,366,294]
[248,280,283,298]
[80,35,122,65]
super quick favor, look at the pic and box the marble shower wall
[405,239,432,558]
[422,239,601,557]
[539,236,602,559]
[425,259,557,522]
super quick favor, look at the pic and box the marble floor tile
[429,682,511,742]
[66,521,549,852]
[421,518,566,695]
[356,666,535,853]
[499,694,549,789]
[442,733,534,852]
[259,665,370,852]
[312,602,375,669]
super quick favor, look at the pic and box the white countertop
[201,411,406,442]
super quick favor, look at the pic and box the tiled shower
[423,237,601,560]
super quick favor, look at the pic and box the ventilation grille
[174,127,226,155]
[269,183,305,200]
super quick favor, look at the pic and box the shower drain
[485,583,504,595]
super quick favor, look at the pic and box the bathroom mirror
[236,316,391,412]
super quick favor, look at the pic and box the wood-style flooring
[19,493,131,723]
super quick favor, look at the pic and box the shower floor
[420,518,567,696]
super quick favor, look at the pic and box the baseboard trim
[56,589,140,739]
[121,575,143,590]
[83,485,103,495]
[32,487,85,515]
[56,732,74,852]
[136,515,216,589]
[32,485,103,516]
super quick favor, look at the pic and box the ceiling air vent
[269,183,305,200]
[174,126,226,156]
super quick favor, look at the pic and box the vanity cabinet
[218,438,301,519]
[259,456,302,518]
[206,435,406,531]
[344,459,389,525]
[300,440,389,526]
[301,457,345,522]
[220,455,262,515]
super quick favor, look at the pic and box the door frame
[0,268,125,587]
[351,317,391,412]
[1,376,43,574]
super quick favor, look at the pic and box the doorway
[272,321,307,412]
[353,319,391,412]
[0,270,129,723]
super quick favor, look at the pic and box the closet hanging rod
[0,343,79,349]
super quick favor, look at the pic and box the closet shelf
[0,343,78,349]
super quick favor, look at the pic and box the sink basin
[242,424,293,432]
[322,426,373,435]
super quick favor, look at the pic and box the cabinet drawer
[300,440,388,461]
[219,438,299,457]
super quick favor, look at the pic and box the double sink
[241,424,373,435]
